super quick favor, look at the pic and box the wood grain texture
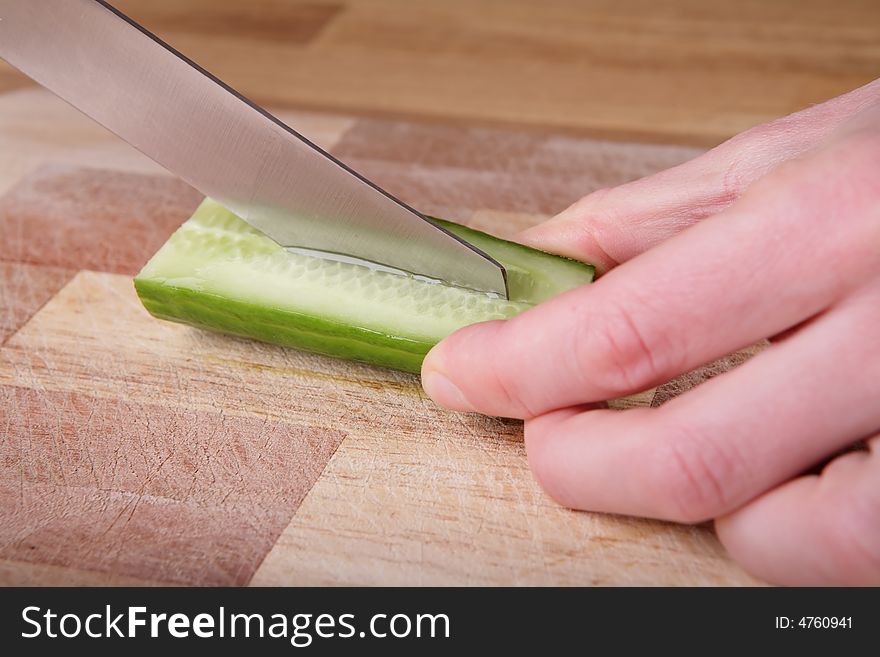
[331,119,702,220]
[3,0,875,145]
[0,383,345,586]
[0,164,352,585]
[0,164,203,273]
[251,419,754,586]
[0,88,354,197]
[0,559,170,587]
[652,343,769,408]
[131,0,345,44]
[0,261,73,344]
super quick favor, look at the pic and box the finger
[716,437,880,585]
[520,291,880,523]
[423,137,877,418]
[518,78,880,272]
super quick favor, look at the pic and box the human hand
[421,79,880,585]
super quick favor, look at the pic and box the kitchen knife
[0,0,509,297]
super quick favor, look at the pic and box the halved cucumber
[134,199,594,373]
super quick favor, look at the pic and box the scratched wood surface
[0,87,769,585]
[1,1,879,145]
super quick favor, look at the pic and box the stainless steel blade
[0,0,508,297]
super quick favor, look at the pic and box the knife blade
[0,0,508,297]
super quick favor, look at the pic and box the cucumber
[134,199,594,373]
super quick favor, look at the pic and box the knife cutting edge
[0,0,509,298]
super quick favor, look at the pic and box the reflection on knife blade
[0,0,508,297]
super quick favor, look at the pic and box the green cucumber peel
[135,199,594,373]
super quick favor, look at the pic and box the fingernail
[422,370,474,412]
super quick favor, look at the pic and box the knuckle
[718,154,746,209]
[647,422,740,523]
[580,297,676,397]
[564,189,621,262]
[491,320,539,418]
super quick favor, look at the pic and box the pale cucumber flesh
[135,199,594,373]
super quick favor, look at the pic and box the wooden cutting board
[0,88,764,585]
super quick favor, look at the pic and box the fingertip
[524,405,614,508]
[421,369,475,412]
[523,409,584,508]
[713,508,750,564]
[421,321,501,413]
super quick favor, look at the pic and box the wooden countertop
[2,0,878,146]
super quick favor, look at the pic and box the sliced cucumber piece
[135,199,594,373]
